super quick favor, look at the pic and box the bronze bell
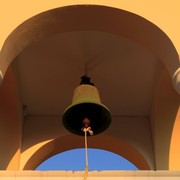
[62,75,111,136]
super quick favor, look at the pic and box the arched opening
[0,4,179,170]
[36,148,138,171]
[22,134,150,170]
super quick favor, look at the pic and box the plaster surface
[0,171,180,180]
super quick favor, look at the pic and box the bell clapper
[82,118,94,136]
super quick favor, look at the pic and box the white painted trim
[172,67,180,94]
[0,170,179,179]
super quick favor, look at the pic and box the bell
[62,75,111,136]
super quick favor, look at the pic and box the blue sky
[36,148,138,171]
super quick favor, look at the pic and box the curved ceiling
[12,31,159,117]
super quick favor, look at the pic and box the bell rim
[62,102,111,136]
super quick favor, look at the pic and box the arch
[0,5,179,93]
[23,134,150,170]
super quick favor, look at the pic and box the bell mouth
[62,102,111,136]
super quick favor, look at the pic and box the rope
[85,130,88,168]
[83,130,88,180]
[82,126,93,180]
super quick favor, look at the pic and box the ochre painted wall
[0,0,180,53]
[0,0,180,170]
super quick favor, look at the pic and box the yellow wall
[0,0,180,54]
[0,0,180,170]
[169,107,180,169]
